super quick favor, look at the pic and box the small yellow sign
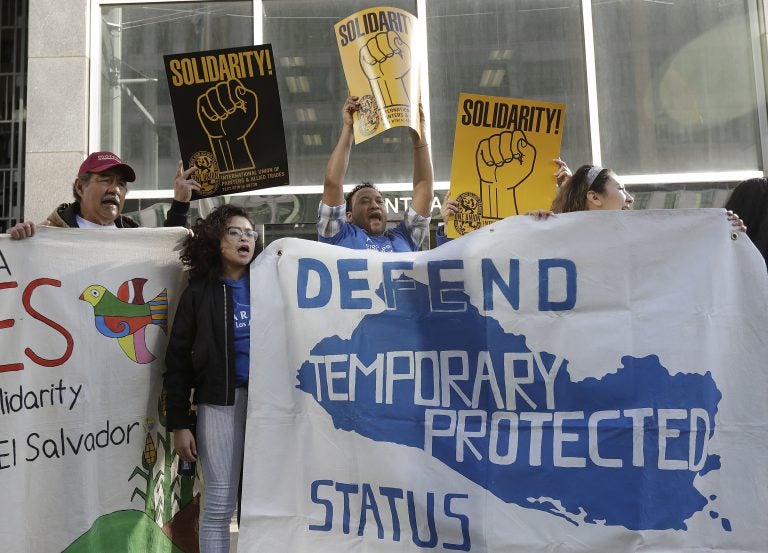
[447,93,566,238]
[334,6,421,143]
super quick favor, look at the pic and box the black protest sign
[164,45,289,199]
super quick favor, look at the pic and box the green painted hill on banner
[63,510,184,553]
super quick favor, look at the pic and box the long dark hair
[551,165,612,213]
[180,204,258,279]
[725,177,768,267]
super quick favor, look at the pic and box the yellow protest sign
[446,93,566,238]
[334,7,420,143]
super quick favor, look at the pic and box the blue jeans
[197,388,247,553]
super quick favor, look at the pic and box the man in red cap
[7,151,198,238]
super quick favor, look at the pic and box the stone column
[25,0,90,222]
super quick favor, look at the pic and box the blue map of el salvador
[296,279,725,531]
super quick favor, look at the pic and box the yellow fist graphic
[359,31,412,109]
[476,130,537,218]
[196,78,259,172]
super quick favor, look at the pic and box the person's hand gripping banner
[196,78,259,172]
[335,7,421,143]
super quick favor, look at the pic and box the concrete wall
[25,0,90,223]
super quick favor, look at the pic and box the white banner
[241,209,768,552]
[0,227,197,553]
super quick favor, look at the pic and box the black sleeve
[163,200,190,228]
[164,282,196,431]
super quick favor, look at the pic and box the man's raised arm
[322,96,359,207]
[409,104,433,217]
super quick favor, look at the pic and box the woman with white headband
[438,161,632,234]
[545,164,745,234]
[550,164,633,213]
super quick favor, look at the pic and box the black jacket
[47,200,189,228]
[164,276,238,431]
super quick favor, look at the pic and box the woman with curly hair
[164,204,259,552]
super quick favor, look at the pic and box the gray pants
[197,388,248,553]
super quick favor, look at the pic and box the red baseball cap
[78,151,136,182]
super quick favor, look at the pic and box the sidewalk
[230,521,239,552]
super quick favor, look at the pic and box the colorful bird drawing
[79,278,168,364]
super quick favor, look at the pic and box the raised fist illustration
[196,78,259,172]
[476,130,537,218]
[359,31,412,108]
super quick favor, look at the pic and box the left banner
[0,228,197,552]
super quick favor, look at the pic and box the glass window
[100,2,253,190]
[105,0,768,229]
[426,0,591,181]
[593,0,761,174]
[262,0,417,188]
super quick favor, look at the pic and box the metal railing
[0,0,27,233]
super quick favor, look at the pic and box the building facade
[0,0,26,231]
[7,0,768,242]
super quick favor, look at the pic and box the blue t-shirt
[317,202,430,252]
[222,275,250,386]
[318,220,417,252]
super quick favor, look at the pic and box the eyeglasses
[225,227,257,241]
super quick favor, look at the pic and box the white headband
[585,165,604,188]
